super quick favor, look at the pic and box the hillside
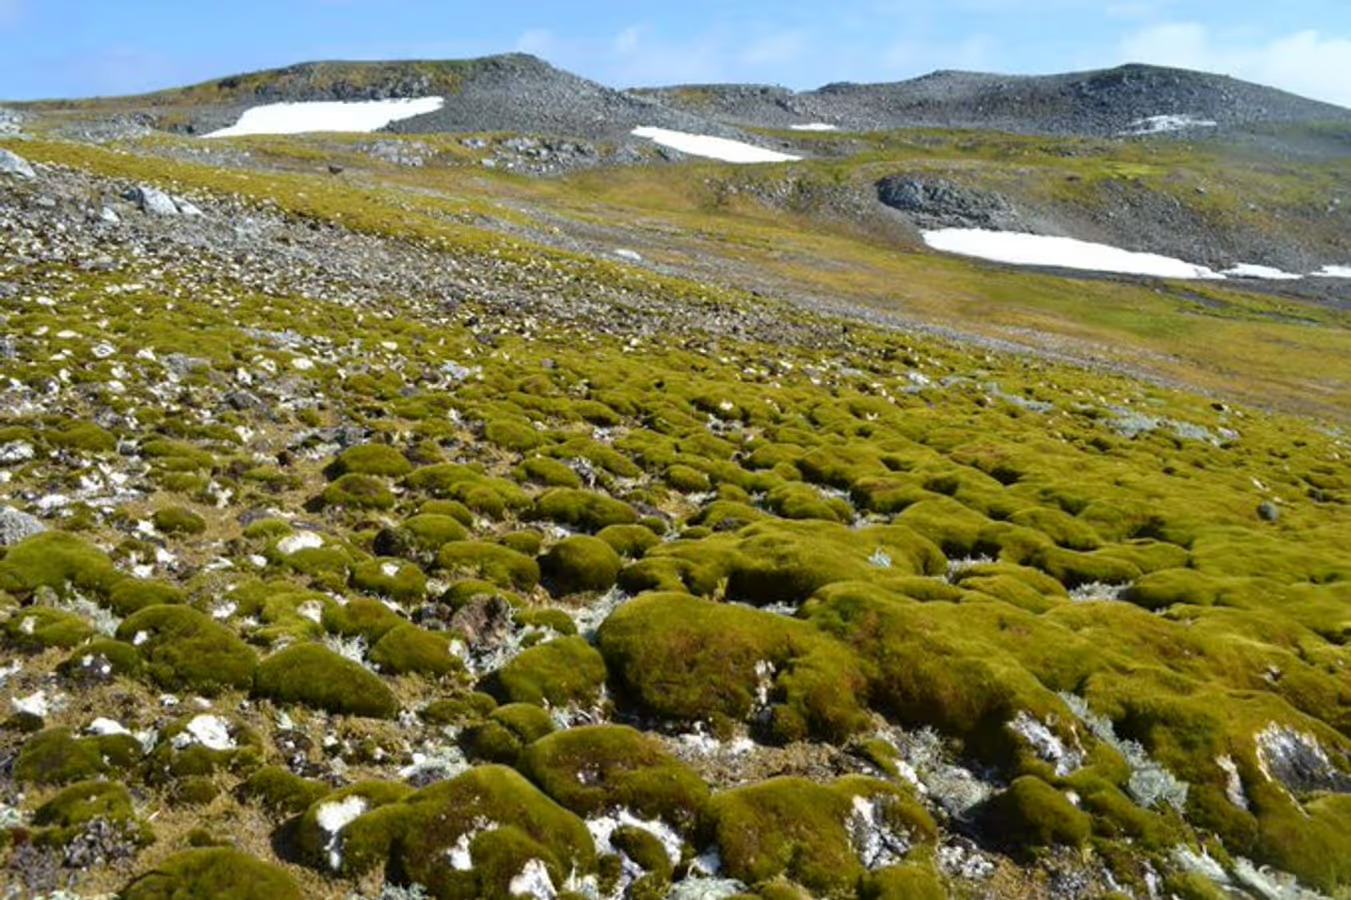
[1,53,1351,900]
[637,63,1351,137]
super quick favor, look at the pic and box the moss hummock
[122,848,302,900]
[253,643,398,718]
[483,635,606,707]
[520,725,708,830]
[115,604,257,695]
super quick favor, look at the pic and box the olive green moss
[321,596,405,642]
[483,635,606,707]
[421,690,499,727]
[598,592,870,743]
[370,623,463,676]
[58,637,143,678]
[295,780,413,870]
[152,505,207,535]
[438,541,540,591]
[520,725,708,830]
[0,531,122,597]
[14,727,142,786]
[106,578,184,616]
[517,456,583,488]
[861,864,947,900]
[500,530,544,556]
[115,605,257,695]
[465,703,557,765]
[33,779,142,834]
[326,443,413,478]
[486,418,545,452]
[979,776,1091,858]
[378,513,469,558]
[4,606,95,652]
[122,848,302,900]
[706,776,933,895]
[516,607,579,635]
[595,524,661,559]
[351,558,427,602]
[541,535,622,595]
[321,473,396,510]
[239,765,332,816]
[47,421,117,453]
[149,714,263,781]
[254,643,398,718]
[529,488,639,532]
[333,765,595,898]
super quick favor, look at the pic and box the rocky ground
[1,114,1350,900]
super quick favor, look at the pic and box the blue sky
[2,1,1349,106]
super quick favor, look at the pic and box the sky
[1,1,1350,107]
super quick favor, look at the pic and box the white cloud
[1118,22,1351,108]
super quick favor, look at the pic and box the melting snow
[1313,265,1351,278]
[276,531,324,555]
[790,122,839,131]
[1224,263,1302,281]
[172,714,235,751]
[631,126,801,164]
[1123,114,1219,135]
[922,228,1223,279]
[508,858,556,898]
[12,690,48,717]
[316,795,368,871]
[206,97,445,138]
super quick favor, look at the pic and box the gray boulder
[0,506,45,546]
[123,185,179,216]
[876,176,1021,230]
[0,149,36,179]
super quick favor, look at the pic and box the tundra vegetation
[1,82,1351,900]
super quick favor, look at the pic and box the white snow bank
[206,97,445,138]
[922,228,1224,279]
[632,126,800,163]
[1224,263,1302,280]
[790,122,838,132]
[1313,265,1351,278]
[1123,114,1219,136]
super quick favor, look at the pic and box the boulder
[0,506,45,546]
[123,185,179,216]
[0,149,36,179]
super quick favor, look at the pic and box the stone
[123,185,179,216]
[0,506,46,546]
[0,150,36,179]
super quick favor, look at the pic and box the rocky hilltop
[637,63,1351,136]
[1,52,1351,900]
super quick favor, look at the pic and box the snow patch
[207,97,445,138]
[508,858,556,898]
[631,126,801,164]
[922,228,1224,279]
[172,714,235,752]
[12,690,48,717]
[1224,263,1303,281]
[1313,265,1351,278]
[276,531,324,555]
[1123,114,1219,135]
[790,122,839,131]
[317,795,368,871]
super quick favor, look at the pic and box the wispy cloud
[1117,23,1351,108]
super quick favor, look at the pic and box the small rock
[0,149,36,179]
[1257,501,1281,522]
[0,506,45,546]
